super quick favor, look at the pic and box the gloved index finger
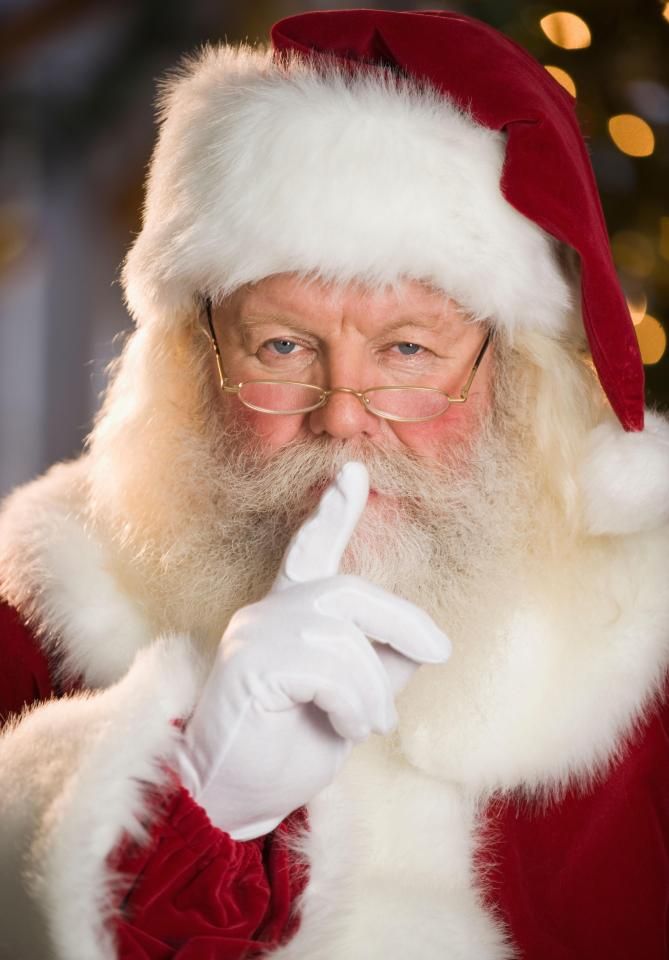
[275,461,369,588]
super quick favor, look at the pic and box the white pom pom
[580,411,669,536]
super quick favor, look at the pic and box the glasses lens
[239,381,324,413]
[365,387,450,421]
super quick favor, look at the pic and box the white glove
[175,461,451,840]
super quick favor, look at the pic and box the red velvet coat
[2,598,668,959]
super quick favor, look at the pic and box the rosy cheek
[391,396,485,456]
[232,404,306,450]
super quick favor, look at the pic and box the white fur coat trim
[270,744,514,960]
[122,45,571,338]
[0,459,154,688]
[0,634,202,960]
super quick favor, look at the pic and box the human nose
[309,385,381,441]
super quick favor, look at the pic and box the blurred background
[1,0,668,498]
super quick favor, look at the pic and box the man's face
[210,274,493,462]
[102,271,532,640]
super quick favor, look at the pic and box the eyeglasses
[204,299,491,423]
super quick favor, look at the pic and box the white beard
[91,334,541,690]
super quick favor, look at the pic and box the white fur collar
[396,527,669,794]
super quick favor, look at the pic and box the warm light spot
[626,293,647,326]
[660,217,669,261]
[540,12,591,49]
[663,3,669,23]
[544,65,577,96]
[0,205,31,270]
[608,114,655,157]
[612,231,656,278]
[635,314,666,365]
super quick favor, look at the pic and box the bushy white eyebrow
[235,311,456,336]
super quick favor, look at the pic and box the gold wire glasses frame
[203,299,492,424]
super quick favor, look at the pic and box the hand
[175,461,451,840]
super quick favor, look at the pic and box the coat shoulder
[483,687,669,959]
[0,458,154,687]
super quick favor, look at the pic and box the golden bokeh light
[0,205,31,272]
[663,3,669,23]
[635,314,667,365]
[608,114,655,157]
[544,65,577,97]
[612,230,656,278]
[660,217,669,261]
[540,12,591,49]
[627,293,647,326]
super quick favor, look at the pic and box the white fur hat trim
[122,45,571,334]
[580,411,669,536]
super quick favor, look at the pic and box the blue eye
[397,342,421,355]
[269,339,297,355]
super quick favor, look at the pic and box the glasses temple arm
[204,298,229,390]
[456,329,492,401]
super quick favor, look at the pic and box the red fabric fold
[0,600,54,723]
[111,788,307,960]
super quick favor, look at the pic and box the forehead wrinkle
[240,310,455,333]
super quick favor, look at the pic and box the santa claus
[0,9,668,960]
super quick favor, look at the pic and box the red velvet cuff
[111,787,307,960]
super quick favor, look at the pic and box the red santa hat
[122,9,669,535]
